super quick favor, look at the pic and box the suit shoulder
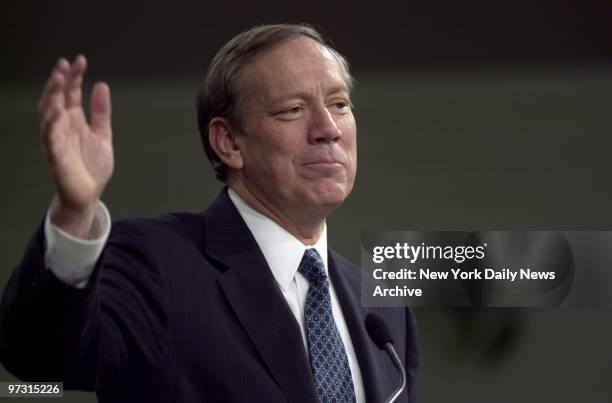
[110,212,205,248]
[329,250,371,301]
[329,250,359,269]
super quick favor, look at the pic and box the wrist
[49,195,100,239]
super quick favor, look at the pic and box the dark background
[2,1,612,401]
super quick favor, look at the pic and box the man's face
[234,37,357,216]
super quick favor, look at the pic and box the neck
[228,180,329,246]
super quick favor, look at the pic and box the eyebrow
[268,84,350,104]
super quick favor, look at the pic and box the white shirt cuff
[44,201,111,289]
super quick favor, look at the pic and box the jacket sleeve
[0,218,169,391]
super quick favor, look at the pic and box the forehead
[240,37,348,101]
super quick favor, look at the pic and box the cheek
[338,112,356,138]
[339,121,357,152]
[245,133,301,175]
[259,124,306,159]
[339,121,357,177]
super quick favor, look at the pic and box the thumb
[90,82,112,136]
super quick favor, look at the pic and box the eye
[330,99,351,113]
[335,101,348,109]
[276,105,303,115]
[274,105,304,120]
[286,106,302,114]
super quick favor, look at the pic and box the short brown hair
[196,23,354,182]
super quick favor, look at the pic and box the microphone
[365,313,407,403]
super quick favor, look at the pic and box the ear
[208,117,244,170]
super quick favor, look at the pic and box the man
[0,24,418,402]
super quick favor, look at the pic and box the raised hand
[39,55,114,238]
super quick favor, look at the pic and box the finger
[40,104,62,137]
[90,82,112,135]
[40,106,63,164]
[38,69,66,117]
[39,72,65,130]
[39,58,69,116]
[65,54,87,108]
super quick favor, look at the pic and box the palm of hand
[50,106,114,209]
[41,55,114,212]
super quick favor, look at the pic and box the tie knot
[298,249,327,283]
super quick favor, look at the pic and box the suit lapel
[202,189,318,403]
[328,251,387,403]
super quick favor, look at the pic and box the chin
[308,179,352,206]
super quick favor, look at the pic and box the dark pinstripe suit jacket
[1,188,418,402]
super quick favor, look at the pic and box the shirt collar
[228,187,328,292]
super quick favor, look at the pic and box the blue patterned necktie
[298,248,356,403]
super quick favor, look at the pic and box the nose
[308,105,342,144]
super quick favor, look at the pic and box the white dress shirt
[44,201,111,289]
[44,189,365,402]
[227,189,365,402]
